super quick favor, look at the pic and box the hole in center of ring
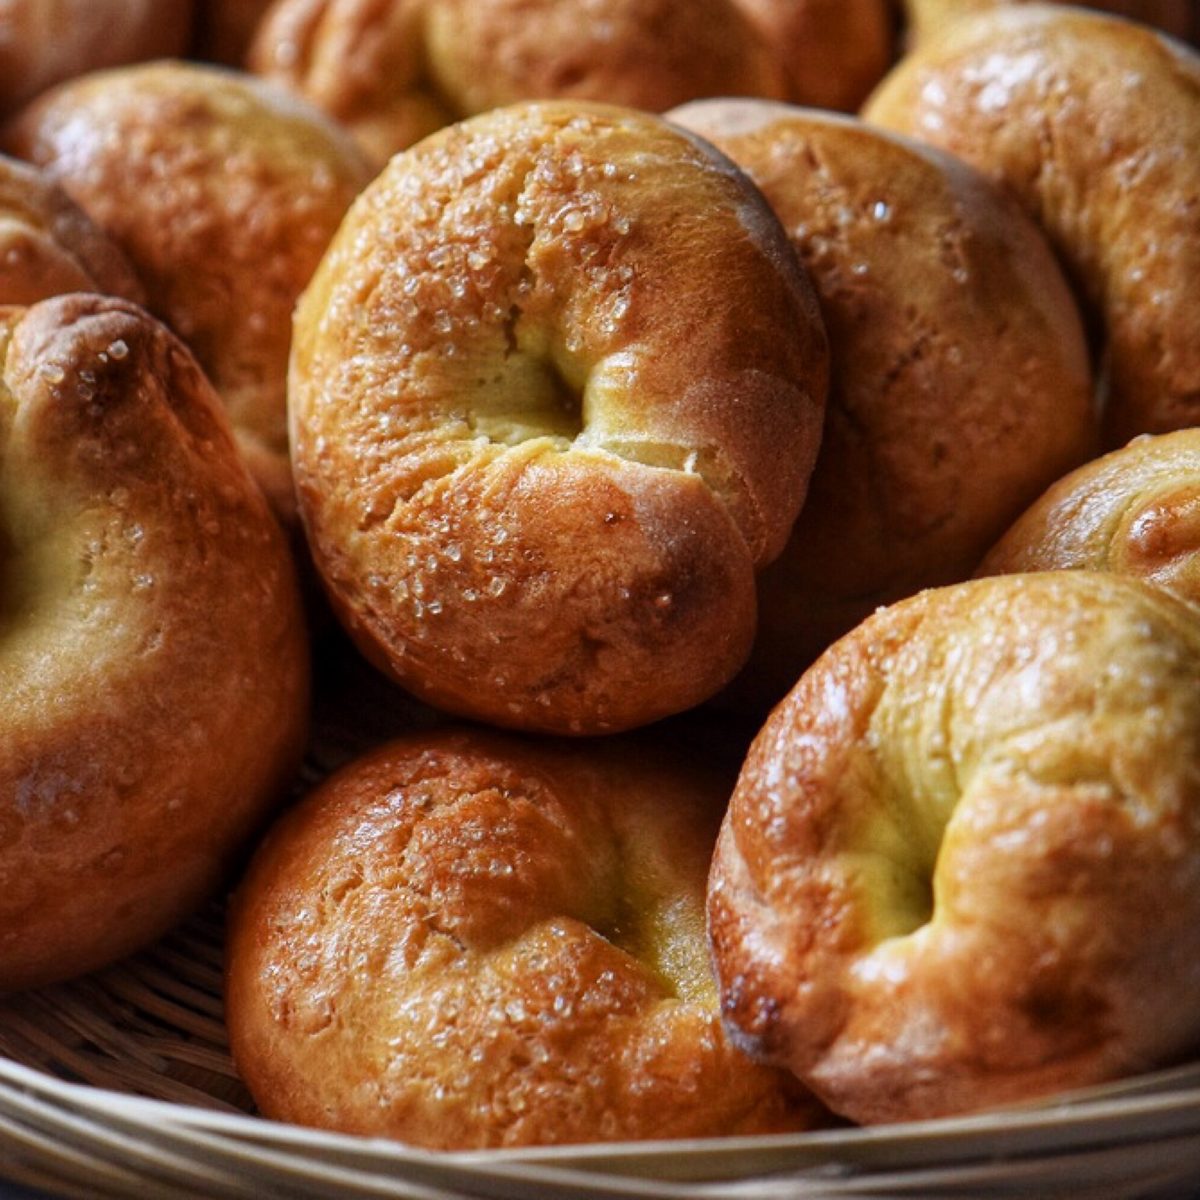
[469,345,587,447]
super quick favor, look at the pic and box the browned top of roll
[865,5,1200,445]
[980,429,1200,607]
[251,0,787,165]
[5,61,372,518]
[0,293,309,991]
[711,571,1200,1124]
[227,727,826,1147]
[291,101,827,734]
[669,100,1094,708]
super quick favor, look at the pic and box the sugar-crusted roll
[250,0,787,166]
[905,0,1195,45]
[227,728,826,1147]
[980,430,1200,606]
[0,155,143,307]
[291,101,828,735]
[5,62,372,522]
[731,0,894,111]
[0,0,193,116]
[0,293,309,992]
[865,5,1200,445]
[668,100,1094,708]
[710,571,1200,1124]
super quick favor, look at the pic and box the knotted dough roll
[865,5,1200,444]
[226,727,826,1147]
[668,99,1094,708]
[710,571,1200,1123]
[0,293,309,992]
[250,0,788,165]
[290,101,828,734]
[5,61,372,522]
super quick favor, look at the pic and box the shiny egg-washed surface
[290,101,827,735]
[712,572,1200,1124]
[866,5,1200,445]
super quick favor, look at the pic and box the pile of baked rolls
[2,0,1200,1151]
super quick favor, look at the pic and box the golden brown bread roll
[291,101,828,735]
[668,100,1095,709]
[732,0,895,111]
[0,293,309,992]
[0,155,143,307]
[710,571,1200,1124]
[0,0,194,116]
[5,62,372,522]
[980,430,1200,605]
[227,728,827,1147]
[250,0,787,166]
[865,5,1200,445]
[905,0,1195,44]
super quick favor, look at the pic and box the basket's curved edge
[4,1054,1200,1189]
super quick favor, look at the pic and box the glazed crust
[0,0,194,116]
[0,155,144,308]
[731,0,894,111]
[0,293,309,992]
[669,100,1094,708]
[710,571,1200,1124]
[5,62,371,521]
[865,5,1200,445]
[250,0,787,166]
[226,728,825,1147]
[980,429,1200,606]
[291,101,828,734]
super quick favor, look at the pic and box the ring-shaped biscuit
[291,101,828,734]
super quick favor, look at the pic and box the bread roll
[250,0,787,166]
[865,5,1200,445]
[711,571,1200,1123]
[0,293,309,992]
[669,100,1094,708]
[5,62,372,522]
[227,728,826,1146]
[290,101,828,734]
[980,429,1200,606]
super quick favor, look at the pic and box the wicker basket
[3,643,1200,1200]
